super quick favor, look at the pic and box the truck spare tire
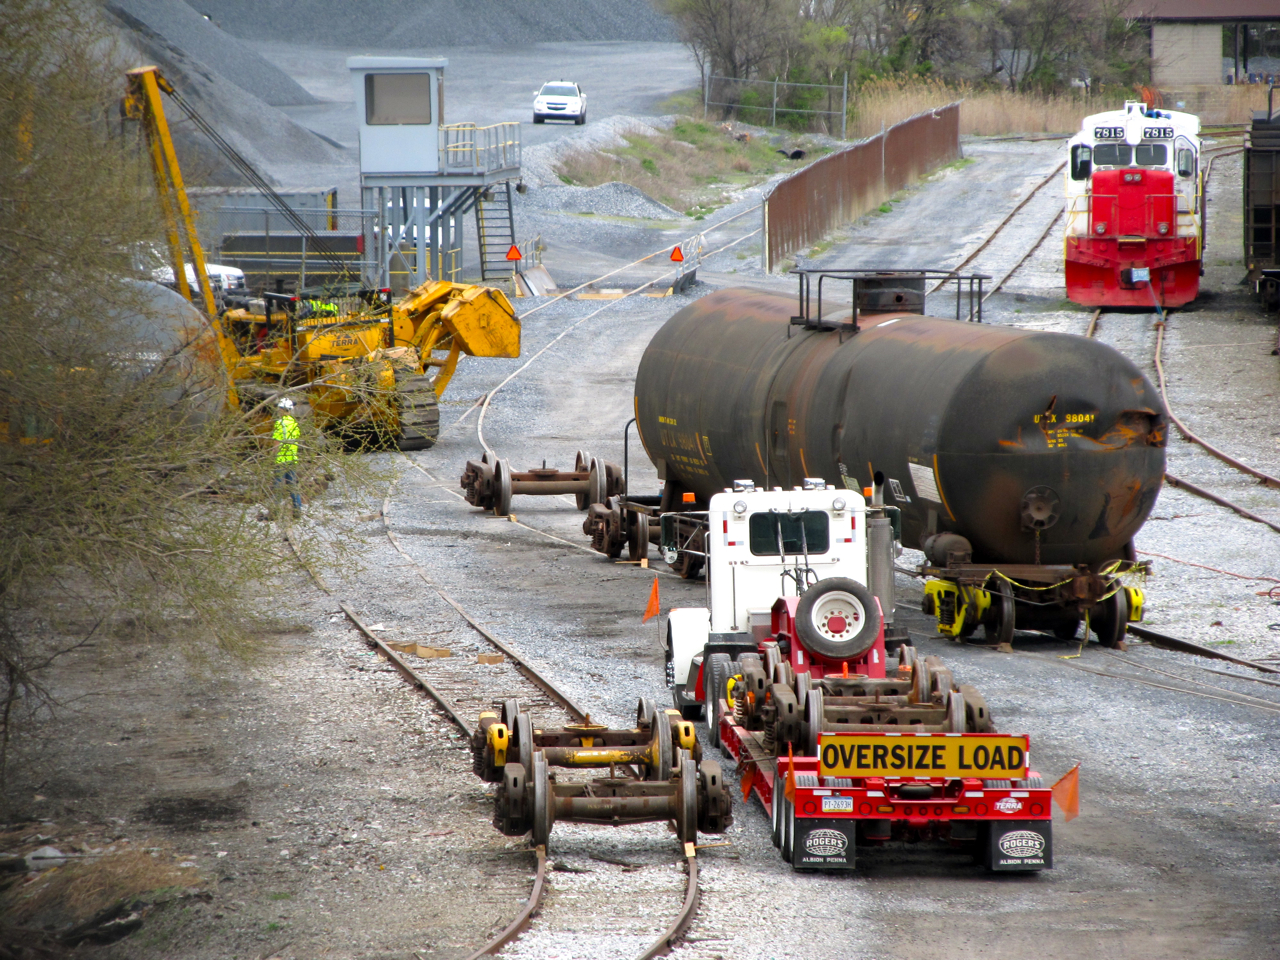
[794,578,881,661]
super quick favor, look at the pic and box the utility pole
[841,72,848,140]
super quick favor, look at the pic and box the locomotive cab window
[1092,143,1131,167]
[1135,144,1167,167]
[1070,144,1092,180]
[748,510,830,556]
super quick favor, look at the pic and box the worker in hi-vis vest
[273,397,302,516]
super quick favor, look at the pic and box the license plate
[818,733,1030,780]
[821,795,854,813]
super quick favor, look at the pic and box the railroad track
[286,484,706,959]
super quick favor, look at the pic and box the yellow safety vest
[273,414,300,463]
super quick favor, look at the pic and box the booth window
[365,73,432,125]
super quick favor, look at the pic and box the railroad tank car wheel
[945,690,968,732]
[393,372,439,451]
[705,653,731,750]
[637,697,658,729]
[984,579,1015,646]
[627,510,649,562]
[761,642,781,679]
[676,754,699,843]
[698,760,730,834]
[492,459,513,517]
[574,450,592,509]
[804,687,824,756]
[910,659,933,705]
[515,711,535,775]
[958,684,994,732]
[651,709,675,781]
[793,578,880,661]
[587,457,607,508]
[531,752,552,847]
[898,644,917,671]
[1091,587,1129,648]
[929,663,955,699]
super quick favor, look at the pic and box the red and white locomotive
[1064,100,1203,308]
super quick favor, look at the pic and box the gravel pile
[104,0,318,106]
[521,181,682,220]
[193,0,677,46]
[114,14,349,187]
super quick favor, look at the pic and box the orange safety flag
[642,576,660,622]
[670,245,684,262]
[1051,763,1080,821]
[506,244,522,261]
[783,742,797,803]
[740,762,756,800]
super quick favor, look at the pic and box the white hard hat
[277,397,295,411]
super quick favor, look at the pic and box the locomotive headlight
[1095,223,1107,235]
[1123,173,1134,182]
[1157,222,1169,235]
[832,497,847,512]
[733,500,748,515]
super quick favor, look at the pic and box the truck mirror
[1070,144,1092,181]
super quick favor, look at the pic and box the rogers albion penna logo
[804,829,848,857]
[994,796,1023,814]
[998,830,1046,859]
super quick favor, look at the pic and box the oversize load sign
[818,734,1030,779]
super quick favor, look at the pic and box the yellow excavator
[124,66,520,449]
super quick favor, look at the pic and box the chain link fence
[704,74,848,137]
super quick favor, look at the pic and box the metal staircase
[475,181,516,281]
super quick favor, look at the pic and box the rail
[442,122,521,175]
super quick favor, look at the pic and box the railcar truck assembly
[666,478,1053,872]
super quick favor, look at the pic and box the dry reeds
[4,846,200,926]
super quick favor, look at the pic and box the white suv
[533,81,585,125]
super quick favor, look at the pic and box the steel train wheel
[946,690,968,732]
[698,760,729,834]
[911,659,932,705]
[531,752,551,847]
[651,710,674,781]
[493,459,513,517]
[1092,587,1129,648]
[587,457,606,507]
[804,687,824,756]
[515,711,534,775]
[984,578,1015,646]
[628,510,649,562]
[670,550,703,579]
[676,755,699,843]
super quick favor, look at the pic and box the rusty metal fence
[763,102,961,271]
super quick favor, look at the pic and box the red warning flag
[670,245,684,262]
[505,244,522,261]
[740,762,756,800]
[1051,764,1080,821]
[642,576,660,622]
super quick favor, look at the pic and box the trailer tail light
[877,805,894,813]
[954,805,970,814]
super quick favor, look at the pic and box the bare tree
[0,0,378,804]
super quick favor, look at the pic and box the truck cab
[666,478,880,717]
